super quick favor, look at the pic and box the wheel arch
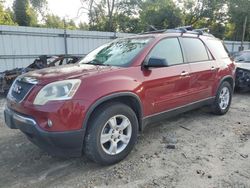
[82,92,143,139]
[215,75,235,95]
[222,76,234,89]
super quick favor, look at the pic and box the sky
[4,0,89,24]
[47,0,88,23]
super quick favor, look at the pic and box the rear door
[142,37,192,115]
[180,37,217,101]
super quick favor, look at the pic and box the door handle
[180,71,189,76]
[211,66,216,71]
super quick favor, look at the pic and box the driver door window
[148,38,184,66]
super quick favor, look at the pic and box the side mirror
[144,57,168,68]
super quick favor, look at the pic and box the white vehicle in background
[233,50,250,91]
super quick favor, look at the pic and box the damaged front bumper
[235,67,250,91]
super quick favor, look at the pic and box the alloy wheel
[100,115,132,155]
[219,87,230,110]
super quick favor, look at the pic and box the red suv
[4,28,235,165]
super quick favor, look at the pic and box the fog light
[47,119,53,128]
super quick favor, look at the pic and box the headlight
[34,79,81,105]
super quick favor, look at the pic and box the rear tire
[84,103,138,165]
[211,81,232,115]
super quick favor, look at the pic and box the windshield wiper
[86,60,111,66]
[87,62,111,66]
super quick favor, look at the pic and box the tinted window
[182,38,209,62]
[148,38,183,66]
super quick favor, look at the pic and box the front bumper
[4,107,84,157]
[235,68,250,91]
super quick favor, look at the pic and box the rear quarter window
[205,38,229,59]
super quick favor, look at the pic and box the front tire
[211,81,232,115]
[84,103,138,165]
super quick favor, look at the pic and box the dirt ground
[0,93,250,188]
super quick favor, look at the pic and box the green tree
[139,0,183,31]
[67,19,77,30]
[87,0,108,31]
[30,0,47,19]
[227,0,250,41]
[113,0,142,32]
[45,14,77,30]
[13,0,38,26]
[30,0,47,11]
[178,0,226,25]
[113,13,140,33]
[45,14,64,28]
[80,0,140,32]
[78,21,89,30]
[82,0,183,33]
[177,0,228,38]
[0,2,16,25]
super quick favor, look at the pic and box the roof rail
[193,28,209,35]
[138,25,214,37]
[175,25,193,33]
[139,29,167,35]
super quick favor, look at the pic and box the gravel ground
[0,93,250,188]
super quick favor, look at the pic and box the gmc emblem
[13,84,22,94]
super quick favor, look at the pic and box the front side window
[148,38,184,66]
[182,38,210,62]
[79,37,152,67]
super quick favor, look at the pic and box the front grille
[9,79,35,103]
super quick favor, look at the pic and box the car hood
[19,64,120,85]
[236,62,250,71]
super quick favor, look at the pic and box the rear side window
[206,39,229,59]
[182,38,209,62]
[148,38,183,66]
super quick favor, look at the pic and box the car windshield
[79,37,152,67]
[235,51,250,62]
